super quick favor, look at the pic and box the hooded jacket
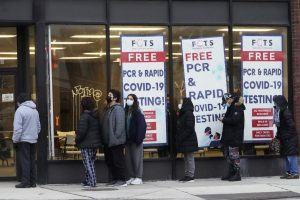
[12,101,41,144]
[101,103,126,147]
[126,108,146,144]
[220,100,245,147]
[273,95,298,155]
[75,109,102,149]
[176,98,198,153]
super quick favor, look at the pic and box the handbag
[269,137,281,154]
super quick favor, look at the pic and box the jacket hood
[21,101,36,109]
[273,95,288,110]
[85,108,99,119]
[181,98,194,112]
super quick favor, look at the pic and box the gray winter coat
[102,103,126,147]
[12,101,41,143]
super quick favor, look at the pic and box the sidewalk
[0,177,300,200]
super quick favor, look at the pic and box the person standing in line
[13,93,41,188]
[176,98,198,183]
[219,93,245,182]
[125,94,147,185]
[75,97,102,188]
[273,95,299,179]
[102,89,127,187]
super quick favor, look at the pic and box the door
[0,72,16,177]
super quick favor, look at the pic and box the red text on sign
[185,51,212,62]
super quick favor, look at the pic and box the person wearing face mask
[219,93,244,182]
[176,98,198,183]
[273,95,299,179]
[124,94,146,185]
[101,89,127,187]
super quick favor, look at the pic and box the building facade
[0,0,298,184]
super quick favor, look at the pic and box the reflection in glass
[49,25,107,160]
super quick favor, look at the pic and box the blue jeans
[285,156,299,175]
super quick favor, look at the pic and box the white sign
[2,93,14,102]
[121,35,167,145]
[181,37,228,147]
[242,35,283,141]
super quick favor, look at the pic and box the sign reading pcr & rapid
[182,37,228,147]
[242,35,283,141]
[121,35,167,145]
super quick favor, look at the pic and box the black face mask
[106,96,113,103]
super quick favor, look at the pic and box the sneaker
[112,180,127,187]
[106,180,117,186]
[180,176,194,183]
[126,178,135,185]
[15,183,31,188]
[131,178,143,185]
[179,176,188,182]
[81,181,88,186]
[286,174,299,179]
[280,172,291,179]
[30,183,37,188]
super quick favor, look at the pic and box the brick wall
[291,0,300,136]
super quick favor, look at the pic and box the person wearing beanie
[219,93,245,182]
[13,93,41,188]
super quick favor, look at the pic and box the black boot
[228,170,241,181]
[221,165,234,181]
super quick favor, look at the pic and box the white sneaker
[126,178,135,185]
[130,178,143,185]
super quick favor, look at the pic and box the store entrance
[0,71,17,178]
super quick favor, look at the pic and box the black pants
[104,145,127,181]
[18,142,36,185]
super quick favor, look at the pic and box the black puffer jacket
[176,98,198,153]
[274,95,298,156]
[75,109,102,149]
[220,102,245,147]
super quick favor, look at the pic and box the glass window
[48,25,107,160]
[110,26,170,158]
[232,26,288,156]
[172,26,229,158]
[0,27,17,68]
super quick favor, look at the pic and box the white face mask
[178,104,182,110]
[126,99,134,106]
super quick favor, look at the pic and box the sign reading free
[121,35,167,145]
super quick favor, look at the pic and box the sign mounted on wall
[121,35,167,145]
[181,37,228,148]
[1,93,14,102]
[241,35,283,142]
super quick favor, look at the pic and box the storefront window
[0,27,17,68]
[110,26,170,158]
[173,26,229,158]
[48,25,107,160]
[231,27,288,156]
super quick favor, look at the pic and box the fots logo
[131,39,154,47]
[192,40,214,48]
[251,39,273,47]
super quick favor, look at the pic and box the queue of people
[11,90,298,188]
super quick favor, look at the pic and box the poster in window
[241,35,283,142]
[181,37,228,147]
[121,35,167,145]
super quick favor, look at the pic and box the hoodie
[13,101,41,143]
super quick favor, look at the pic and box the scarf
[273,107,280,127]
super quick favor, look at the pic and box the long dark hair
[125,94,139,114]
[81,97,96,112]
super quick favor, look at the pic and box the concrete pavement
[0,177,300,200]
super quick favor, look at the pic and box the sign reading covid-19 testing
[121,35,167,145]
[181,37,228,147]
[242,35,283,142]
